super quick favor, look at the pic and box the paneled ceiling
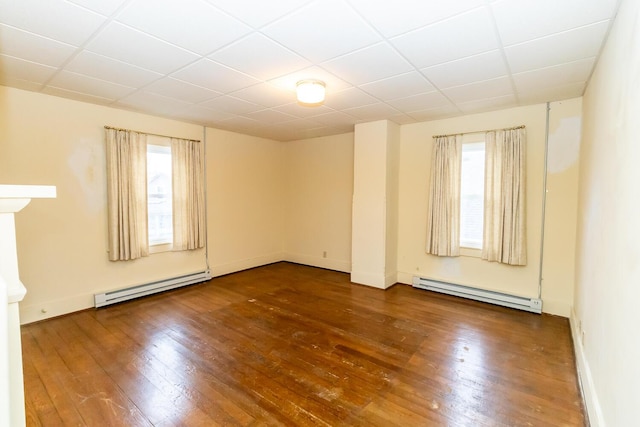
[0,0,620,141]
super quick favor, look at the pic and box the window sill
[149,243,173,254]
[460,247,482,258]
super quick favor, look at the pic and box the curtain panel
[171,138,206,251]
[426,135,461,257]
[482,128,527,266]
[105,128,149,261]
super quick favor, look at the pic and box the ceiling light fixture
[296,79,326,106]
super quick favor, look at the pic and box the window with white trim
[147,142,172,247]
[460,140,485,249]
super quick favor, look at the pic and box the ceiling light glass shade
[296,79,326,106]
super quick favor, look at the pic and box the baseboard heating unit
[94,270,212,308]
[412,276,542,314]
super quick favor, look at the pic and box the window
[460,140,485,250]
[147,143,172,247]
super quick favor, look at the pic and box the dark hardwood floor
[21,262,586,426]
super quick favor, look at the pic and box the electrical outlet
[581,330,585,347]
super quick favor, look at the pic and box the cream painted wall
[573,0,640,424]
[0,87,285,323]
[397,102,582,316]
[206,128,286,277]
[351,120,398,289]
[541,98,582,316]
[283,133,353,273]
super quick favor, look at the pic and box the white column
[351,121,399,289]
[0,185,56,427]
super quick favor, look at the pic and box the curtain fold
[171,138,205,251]
[105,129,148,261]
[426,135,461,256]
[482,128,527,265]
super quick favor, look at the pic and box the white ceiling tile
[310,111,359,127]
[41,86,113,105]
[172,59,260,93]
[117,0,251,55]
[65,51,163,87]
[322,42,414,85]
[457,94,517,114]
[505,21,610,73]
[0,0,106,45]
[360,71,435,101]
[387,113,417,125]
[209,33,311,80]
[349,0,486,37]
[0,77,43,92]
[343,102,402,121]
[386,91,450,112]
[48,70,136,100]
[208,0,314,28]
[86,22,199,74]
[262,0,381,62]
[492,0,618,45]
[144,78,221,103]
[442,76,514,103]
[174,105,235,123]
[407,103,461,121]
[513,58,595,92]
[391,7,499,69]
[0,24,77,67]
[0,54,57,84]
[116,91,193,115]
[199,95,262,114]
[422,50,508,89]
[322,87,378,110]
[517,82,585,104]
[67,0,128,16]
[247,109,298,124]
[230,83,294,108]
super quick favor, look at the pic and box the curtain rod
[433,124,525,139]
[104,125,201,143]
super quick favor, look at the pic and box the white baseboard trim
[211,252,286,278]
[570,308,605,427]
[283,253,351,273]
[350,270,390,289]
[20,293,94,325]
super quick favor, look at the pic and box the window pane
[460,142,485,249]
[147,145,172,245]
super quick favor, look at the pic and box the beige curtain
[482,127,527,265]
[105,129,149,261]
[171,138,205,251]
[426,135,461,256]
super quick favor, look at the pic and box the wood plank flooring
[21,262,586,426]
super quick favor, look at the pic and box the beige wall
[206,127,285,276]
[541,98,582,315]
[397,102,581,316]
[0,87,285,323]
[284,132,353,273]
[573,0,640,424]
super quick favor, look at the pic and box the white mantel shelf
[1,184,56,427]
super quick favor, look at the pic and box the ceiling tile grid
[0,0,620,141]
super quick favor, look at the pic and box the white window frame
[147,136,173,253]
[459,136,485,255]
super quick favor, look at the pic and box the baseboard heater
[412,276,542,314]
[94,270,212,308]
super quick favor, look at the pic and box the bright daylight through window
[147,144,172,246]
[460,141,485,249]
